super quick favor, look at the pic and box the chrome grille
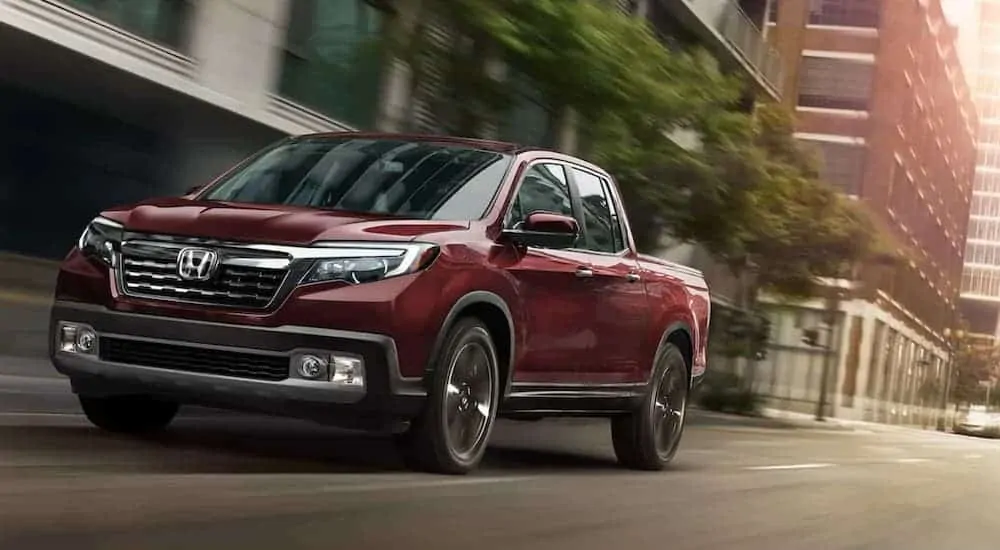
[118,240,289,309]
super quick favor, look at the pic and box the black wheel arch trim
[424,291,517,396]
[652,321,695,385]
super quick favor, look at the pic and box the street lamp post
[936,328,962,432]
[815,289,846,422]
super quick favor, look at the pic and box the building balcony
[656,0,783,100]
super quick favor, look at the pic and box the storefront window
[278,0,385,129]
[65,0,191,51]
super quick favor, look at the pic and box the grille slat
[119,243,289,309]
[100,337,289,381]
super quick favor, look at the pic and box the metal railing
[685,0,785,97]
[715,0,783,95]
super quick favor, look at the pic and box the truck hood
[101,198,470,245]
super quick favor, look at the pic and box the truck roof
[296,131,530,154]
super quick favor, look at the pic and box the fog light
[296,354,329,380]
[331,355,365,388]
[58,323,98,355]
[75,328,97,353]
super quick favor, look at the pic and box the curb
[688,408,854,431]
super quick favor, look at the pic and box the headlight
[77,217,124,267]
[302,243,439,285]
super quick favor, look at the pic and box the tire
[611,342,690,471]
[396,317,501,475]
[79,395,179,435]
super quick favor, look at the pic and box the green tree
[387,0,738,141]
[742,104,896,299]
[386,0,890,302]
[952,337,999,404]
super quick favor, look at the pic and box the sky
[941,0,974,26]
[939,0,979,83]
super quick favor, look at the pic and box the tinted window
[571,168,624,253]
[202,138,512,221]
[507,163,573,228]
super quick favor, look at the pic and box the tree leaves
[951,334,1000,404]
[392,0,888,299]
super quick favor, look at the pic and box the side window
[507,163,573,229]
[571,168,625,253]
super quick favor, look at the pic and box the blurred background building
[0,0,367,259]
[948,0,1000,344]
[756,0,977,424]
[0,0,981,424]
[0,0,782,327]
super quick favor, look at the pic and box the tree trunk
[725,261,747,380]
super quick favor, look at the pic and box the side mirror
[502,211,579,249]
[183,184,205,196]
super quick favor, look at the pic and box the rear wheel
[611,342,689,470]
[396,318,500,475]
[79,395,179,435]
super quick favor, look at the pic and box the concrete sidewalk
[689,407,853,431]
[689,406,960,437]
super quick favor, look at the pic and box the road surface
[2,353,1000,550]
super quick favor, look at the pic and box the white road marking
[964,453,984,459]
[254,476,537,497]
[0,412,81,418]
[892,458,930,464]
[0,375,69,387]
[745,463,835,471]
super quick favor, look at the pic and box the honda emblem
[177,248,218,281]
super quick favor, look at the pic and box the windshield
[201,137,513,221]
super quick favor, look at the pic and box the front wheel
[396,317,501,475]
[611,342,690,470]
[79,395,179,435]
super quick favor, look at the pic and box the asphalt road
[3,352,1000,550]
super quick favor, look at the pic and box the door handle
[625,272,641,283]
[575,267,594,278]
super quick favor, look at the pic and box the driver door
[500,162,600,384]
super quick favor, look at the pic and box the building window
[806,140,866,195]
[975,170,1000,193]
[888,159,910,213]
[979,124,1000,145]
[978,146,1000,169]
[767,1,778,22]
[65,0,192,50]
[971,194,1000,218]
[978,74,1000,98]
[808,0,880,28]
[278,0,385,128]
[981,98,1000,120]
[496,72,553,147]
[968,218,1000,241]
[963,266,1000,297]
[797,56,874,111]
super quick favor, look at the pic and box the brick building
[757,0,977,423]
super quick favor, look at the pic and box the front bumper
[49,301,426,431]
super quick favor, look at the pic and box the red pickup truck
[50,133,711,474]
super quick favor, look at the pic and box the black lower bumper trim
[50,301,426,431]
